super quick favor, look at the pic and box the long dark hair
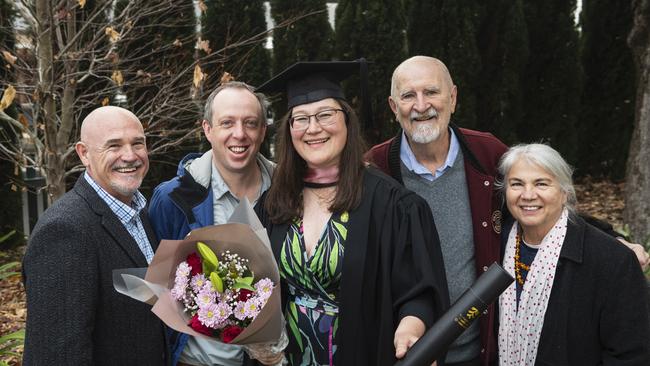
[264,99,367,224]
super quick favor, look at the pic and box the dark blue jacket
[149,151,274,365]
[149,152,214,365]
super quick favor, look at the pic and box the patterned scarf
[498,208,569,366]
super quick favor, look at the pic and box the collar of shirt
[399,127,460,182]
[209,155,273,202]
[84,172,146,225]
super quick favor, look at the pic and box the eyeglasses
[289,109,345,131]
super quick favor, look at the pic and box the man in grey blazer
[22,106,169,365]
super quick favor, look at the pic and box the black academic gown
[255,167,450,366]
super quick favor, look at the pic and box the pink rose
[189,314,213,336]
[221,325,243,343]
[186,252,202,276]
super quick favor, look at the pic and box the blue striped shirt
[84,172,154,263]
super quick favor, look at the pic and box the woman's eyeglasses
[289,109,345,131]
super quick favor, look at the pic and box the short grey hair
[203,81,269,127]
[497,143,577,213]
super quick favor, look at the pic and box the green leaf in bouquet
[233,281,255,292]
[210,271,224,293]
[197,241,218,274]
[239,276,254,286]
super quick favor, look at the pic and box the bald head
[391,56,454,98]
[76,106,149,204]
[80,106,141,143]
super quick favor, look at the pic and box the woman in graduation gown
[254,60,450,366]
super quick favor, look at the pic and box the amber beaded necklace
[514,232,531,286]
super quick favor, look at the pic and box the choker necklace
[304,181,338,189]
[514,231,530,286]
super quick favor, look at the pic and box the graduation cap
[256,59,373,129]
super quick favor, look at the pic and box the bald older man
[22,106,169,365]
[367,56,506,366]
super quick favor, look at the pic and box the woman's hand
[255,351,285,366]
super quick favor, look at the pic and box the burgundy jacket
[365,125,508,366]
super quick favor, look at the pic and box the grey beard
[411,123,441,144]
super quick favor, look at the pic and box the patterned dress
[280,211,349,366]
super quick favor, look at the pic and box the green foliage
[0,3,22,242]
[203,0,271,87]
[475,0,528,144]
[577,0,636,179]
[117,0,197,114]
[406,0,482,130]
[0,328,25,364]
[336,0,408,143]
[520,0,582,163]
[271,0,334,72]
[0,242,22,364]
[0,260,20,281]
[0,0,15,83]
[270,0,334,118]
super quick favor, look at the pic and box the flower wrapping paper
[113,199,282,345]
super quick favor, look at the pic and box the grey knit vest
[401,149,480,363]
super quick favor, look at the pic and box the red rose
[189,314,213,336]
[221,325,243,343]
[186,252,202,276]
[237,289,253,302]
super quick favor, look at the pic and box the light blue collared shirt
[84,172,154,263]
[399,128,460,181]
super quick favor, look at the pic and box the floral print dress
[280,211,349,366]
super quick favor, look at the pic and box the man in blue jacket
[148,81,274,366]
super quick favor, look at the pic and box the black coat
[532,215,650,365]
[255,168,450,366]
[22,176,169,365]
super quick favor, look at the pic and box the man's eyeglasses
[289,109,345,131]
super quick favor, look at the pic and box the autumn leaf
[18,114,28,127]
[101,97,109,106]
[78,0,86,8]
[172,39,183,47]
[111,70,124,86]
[193,65,206,88]
[2,51,17,65]
[196,37,211,54]
[0,85,16,111]
[105,27,120,43]
[198,0,207,13]
[106,51,119,64]
[220,71,234,84]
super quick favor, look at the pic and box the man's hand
[618,238,650,271]
[394,315,436,362]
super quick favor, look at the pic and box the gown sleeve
[383,190,450,328]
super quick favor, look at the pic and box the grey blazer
[23,175,169,365]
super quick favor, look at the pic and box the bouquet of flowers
[113,200,284,347]
[171,242,275,343]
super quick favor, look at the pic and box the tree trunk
[36,0,66,202]
[624,0,650,241]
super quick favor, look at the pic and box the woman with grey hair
[497,143,650,366]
